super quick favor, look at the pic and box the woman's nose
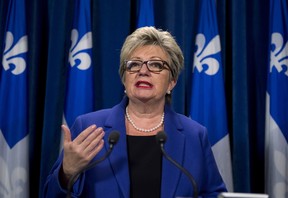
[138,63,150,73]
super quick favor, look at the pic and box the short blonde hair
[119,27,184,83]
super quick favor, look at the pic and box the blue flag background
[190,0,233,191]
[64,0,93,128]
[59,0,94,153]
[137,0,155,28]
[0,0,29,197]
[0,0,275,196]
[265,0,288,197]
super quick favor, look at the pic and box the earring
[166,90,171,94]
[124,90,127,94]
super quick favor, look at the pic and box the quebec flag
[190,0,233,191]
[61,0,94,149]
[0,0,29,197]
[265,0,288,197]
[137,0,155,28]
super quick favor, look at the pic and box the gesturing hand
[60,124,105,184]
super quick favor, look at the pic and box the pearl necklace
[125,107,164,133]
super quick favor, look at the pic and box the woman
[43,27,227,198]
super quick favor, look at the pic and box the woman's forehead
[129,45,168,60]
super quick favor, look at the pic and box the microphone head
[108,131,120,145]
[156,131,167,144]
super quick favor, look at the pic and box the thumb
[61,124,72,143]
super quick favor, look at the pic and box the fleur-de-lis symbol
[69,29,92,70]
[270,32,288,76]
[193,34,221,75]
[0,156,27,197]
[2,32,28,75]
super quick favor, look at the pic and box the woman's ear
[167,79,177,94]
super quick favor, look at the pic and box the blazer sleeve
[42,117,88,198]
[197,126,227,197]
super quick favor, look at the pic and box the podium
[218,192,269,198]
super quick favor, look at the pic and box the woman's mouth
[135,81,153,88]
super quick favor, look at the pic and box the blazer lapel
[161,106,185,198]
[102,98,186,198]
[104,102,130,198]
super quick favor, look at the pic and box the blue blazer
[43,97,227,198]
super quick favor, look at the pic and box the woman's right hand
[60,124,105,186]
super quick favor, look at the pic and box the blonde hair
[119,26,184,83]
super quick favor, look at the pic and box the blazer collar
[161,104,185,198]
[103,97,186,198]
[104,97,130,198]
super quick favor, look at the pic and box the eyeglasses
[125,60,170,73]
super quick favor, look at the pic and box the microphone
[66,131,120,198]
[156,131,198,198]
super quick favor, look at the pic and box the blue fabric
[64,0,94,128]
[0,0,272,195]
[137,0,155,27]
[0,0,29,197]
[43,97,226,198]
[0,0,28,148]
[39,0,74,195]
[190,0,228,146]
[190,0,233,191]
[265,0,288,197]
[268,0,288,141]
[230,1,251,192]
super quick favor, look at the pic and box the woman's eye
[150,62,162,68]
[129,62,141,68]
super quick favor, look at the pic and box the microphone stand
[156,131,198,198]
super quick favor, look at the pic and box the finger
[61,125,71,143]
[86,139,105,160]
[83,129,105,152]
[81,127,104,148]
[74,125,97,144]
